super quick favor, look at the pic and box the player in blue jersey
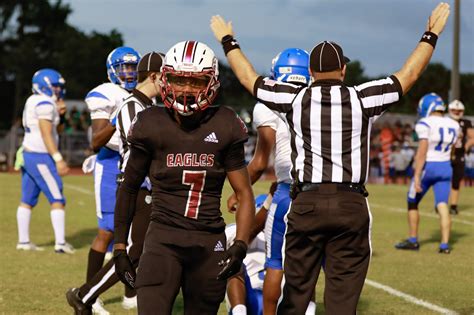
[396,93,460,254]
[16,69,74,254]
[84,46,140,312]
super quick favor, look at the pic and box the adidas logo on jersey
[204,132,219,143]
[214,240,224,252]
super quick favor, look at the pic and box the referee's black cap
[309,41,350,73]
[138,51,164,73]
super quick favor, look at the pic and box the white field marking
[365,279,458,315]
[64,183,94,195]
[371,203,474,226]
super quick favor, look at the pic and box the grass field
[0,173,473,314]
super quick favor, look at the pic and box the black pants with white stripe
[79,188,152,305]
[277,186,371,315]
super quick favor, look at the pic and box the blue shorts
[244,267,264,315]
[94,147,120,228]
[264,183,291,270]
[98,212,115,233]
[227,265,264,315]
[21,152,65,206]
[407,161,452,208]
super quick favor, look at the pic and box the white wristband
[262,194,273,210]
[52,152,63,162]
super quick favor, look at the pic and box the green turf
[0,174,472,314]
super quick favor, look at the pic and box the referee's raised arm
[210,15,259,95]
[393,2,450,95]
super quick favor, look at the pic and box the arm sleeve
[415,120,430,140]
[355,75,403,118]
[86,90,115,120]
[35,101,55,120]
[224,141,246,172]
[224,112,249,171]
[253,76,303,113]
[252,103,278,131]
[127,111,151,153]
[114,145,151,244]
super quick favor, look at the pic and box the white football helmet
[448,99,465,120]
[161,41,220,116]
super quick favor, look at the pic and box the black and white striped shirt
[254,75,403,184]
[116,89,154,172]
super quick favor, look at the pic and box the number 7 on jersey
[182,170,206,219]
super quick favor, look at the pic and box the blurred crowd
[63,106,91,134]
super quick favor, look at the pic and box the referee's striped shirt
[254,75,403,184]
[116,89,154,172]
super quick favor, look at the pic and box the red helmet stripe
[183,41,196,63]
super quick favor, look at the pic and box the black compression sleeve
[114,145,152,244]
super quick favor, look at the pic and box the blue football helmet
[418,93,445,118]
[271,48,310,85]
[32,68,66,100]
[106,46,141,91]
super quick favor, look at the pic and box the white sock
[17,206,31,243]
[305,301,317,315]
[50,209,66,245]
[232,304,247,315]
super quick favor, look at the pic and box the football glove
[217,240,247,281]
[113,249,136,289]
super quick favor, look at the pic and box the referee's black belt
[298,182,369,197]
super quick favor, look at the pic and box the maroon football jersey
[127,106,248,232]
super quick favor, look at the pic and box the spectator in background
[390,143,411,184]
[380,123,394,183]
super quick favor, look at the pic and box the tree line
[1,0,472,130]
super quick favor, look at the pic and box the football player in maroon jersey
[113,41,255,314]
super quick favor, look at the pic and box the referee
[66,52,164,314]
[210,3,450,314]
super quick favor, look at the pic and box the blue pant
[94,147,120,232]
[21,152,65,206]
[264,183,291,270]
[407,161,452,208]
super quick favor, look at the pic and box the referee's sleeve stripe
[253,76,264,97]
[357,79,400,100]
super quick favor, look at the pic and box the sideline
[365,279,458,315]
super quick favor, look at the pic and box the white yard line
[365,279,458,315]
[371,203,474,226]
[64,183,94,195]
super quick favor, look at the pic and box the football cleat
[122,295,137,310]
[92,298,110,315]
[66,288,92,315]
[16,242,44,251]
[439,246,451,254]
[55,242,75,254]
[395,239,420,250]
[449,207,458,215]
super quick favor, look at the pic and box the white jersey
[225,224,265,290]
[22,94,59,153]
[253,102,292,183]
[85,82,130,151]
[415,115,460,162]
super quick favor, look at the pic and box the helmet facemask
[160,67,220,116]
